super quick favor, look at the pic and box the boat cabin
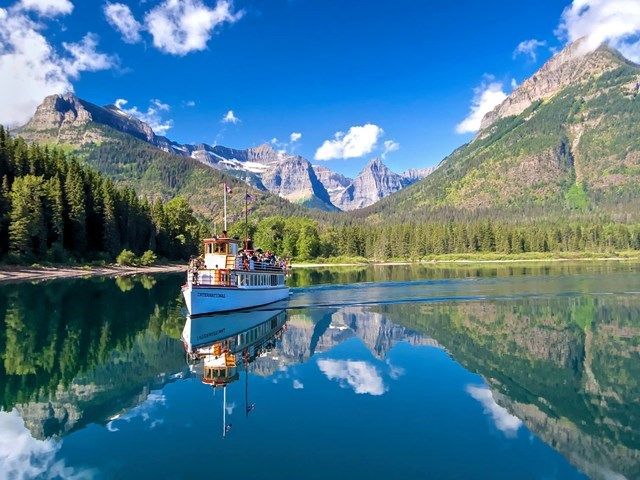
[202,352,238,386]
[203,237,240,270]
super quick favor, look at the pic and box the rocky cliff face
[261,156,336,210]
[480,40,635,131]
[337,158,412,211]
[312,165,352,206]
[19,93,158,146]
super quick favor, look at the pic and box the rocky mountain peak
[246,143,281,164]
[480,39,634,131]
[22,93,92,131]
[336,157,411,211]
[18,92,158,145]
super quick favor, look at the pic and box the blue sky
[2,0,640,177]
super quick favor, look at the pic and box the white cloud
[455,77,507,134]
[104,2,142,44]
[115,98,173,134]
[19,0,73,17]
[290,132,302,142]
[184,100,196,107]
[466,385,522,438]
[222,109,239,124]
[106,390,166,432]
[513,38,547,61]
[557,0,640,62]
[0,409,93,480]
[510,78,518,90]
[145,0,243,56]
[386,360,405,380]
[61,33,116,77]
[317,359,386,395]
[314,123,383,161]
[0,4,116,127]
[292,379,304,389]
[381,139,399,159]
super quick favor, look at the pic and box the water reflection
[0,267,639,479]
[183,310,287,436]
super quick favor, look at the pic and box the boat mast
[244,185,248,242]
[222,385,227,438]
[223,183,228,232]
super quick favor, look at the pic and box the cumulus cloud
[184,100,196,107]
[0,4,116,127]
[104,2,142,44]
[315,123,383,161]
[144,0,243,55]
[381,139,399,159]
[455,77,507,134]
[317,359,386,395]
[292,379,304,389]
[467,385,522,438]
[115,98,174,134]
[221,109,239,124]
[19,0,73,16]
[556,0,640,62]
[290,132,302,142]
[513,38,547,61]
[0,409,93,479]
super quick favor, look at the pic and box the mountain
[335,158,413,211]
[363,41,640,221]
[13,93,308,221]
[313,159,433,211]
[16,93,428,212]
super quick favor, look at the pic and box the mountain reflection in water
[0,266,639,479]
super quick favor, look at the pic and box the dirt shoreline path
[0,264,186,283]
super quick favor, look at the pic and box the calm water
[1,263,640,479]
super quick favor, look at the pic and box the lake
[1,263,639,479]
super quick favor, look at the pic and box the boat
[182,184,290,315]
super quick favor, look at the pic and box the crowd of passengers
[235,249,286,271]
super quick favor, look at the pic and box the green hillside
[363,46,640,222]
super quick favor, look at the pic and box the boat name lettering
[197,292,226,298]
[198,328,225,340]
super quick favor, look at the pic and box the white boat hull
[182,285,289,315]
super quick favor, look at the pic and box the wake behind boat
[182,183,290,316]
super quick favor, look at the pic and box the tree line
[232,215,640,260]
[0,127,208,262]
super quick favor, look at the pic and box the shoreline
[1,254,638,283]
[292,255,640,268]
[0,263,186,283]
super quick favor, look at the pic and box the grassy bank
[291,250,640,267]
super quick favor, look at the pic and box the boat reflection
[182,309,287,436]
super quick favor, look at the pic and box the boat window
[213,243,227,254]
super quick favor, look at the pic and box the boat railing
[189,267,286,287]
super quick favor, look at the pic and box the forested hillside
[361,44,640,223]
[0,127,207,262]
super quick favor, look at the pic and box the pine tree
[101,180,120,256]
[9,175,46,256]
[44,175,65,247]
[64,163,87,254]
